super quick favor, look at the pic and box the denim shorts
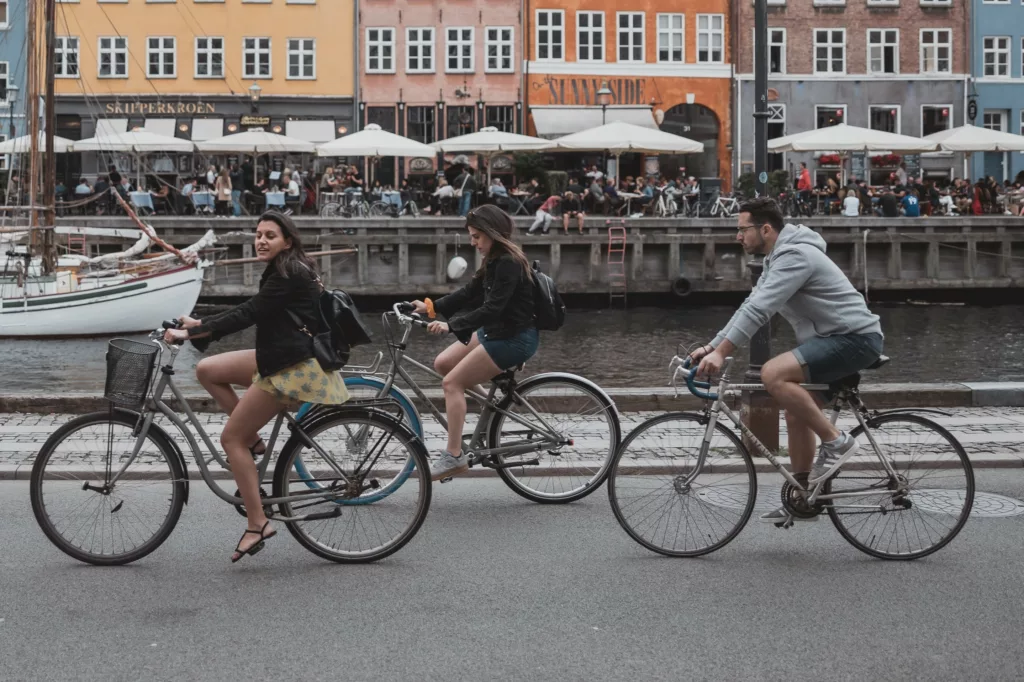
[476,327,539,371]
[792,332,884,384]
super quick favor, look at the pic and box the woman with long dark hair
[163,211,349,562]
[410,205,538,480]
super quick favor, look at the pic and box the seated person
[430,177,456,215]
[75,177,92,195]
[901,189,921,217]
[878,188,900,218]
[529,194,561,235]
[561,191,585,234]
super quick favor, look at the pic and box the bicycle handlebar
[391,302,430,328]
[669,355,719,401]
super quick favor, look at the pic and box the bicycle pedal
[440,476,453,483]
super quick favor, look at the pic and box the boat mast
[25,0,39,240]
[42,0,57,273]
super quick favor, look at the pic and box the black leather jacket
[434,253,535,344]
[191,261,319,376]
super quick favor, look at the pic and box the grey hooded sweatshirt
[712,224,882,348]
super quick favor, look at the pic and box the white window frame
[286,38,315,80]
[697,14,725,64]
[769,27,786,74]
[768,103,786,166]
[981,0,1009,4]
[982,110,1006,132]
[919,28,951,74]
[0,1,8,29]
[194,36,224,79]
[0,133,7,171]
[920,104,953,137]
[364,28,394,74]
[867,0,899,6]
[243,36,272,79]
[147,36,176,79]
[406,27,435,74]
[535,10,565,62]
[983,36,1011,78]
[445,27,474,74]
[656,13,685,64]
[0,62,8,106]
[484,26,514,73]
[577,11,605,63]
[813,28,846,75]
[616,12,645,64]
[815,104,848,129]
[867,29,899,75]
[55,36,80,78]
[97,36,128,79]
[813,0,846,6]
[868,104,902,134]
[918,0,952,5]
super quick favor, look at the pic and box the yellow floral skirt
[253,357,349,407]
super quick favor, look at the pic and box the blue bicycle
[297,303,621,504]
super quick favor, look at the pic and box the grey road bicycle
[608,351,974,560]
[336,303,621,503]
[30,323,431,566]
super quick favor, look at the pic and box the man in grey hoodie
[690,198,883,523]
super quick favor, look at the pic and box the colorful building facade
[51,0,355,179]
[970,0,1024,181]
[357,0,523,184]
[0,0,28,178]
[524,0,732,184]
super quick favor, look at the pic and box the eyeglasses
[736,224,758,235]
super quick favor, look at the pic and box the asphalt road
[2,471,1024,681]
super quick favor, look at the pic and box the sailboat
[0,0,213,337]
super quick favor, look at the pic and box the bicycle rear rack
[606,220,627,307]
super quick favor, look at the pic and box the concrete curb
[2,381,1022,414]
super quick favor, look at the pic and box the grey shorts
[792,333,884,384]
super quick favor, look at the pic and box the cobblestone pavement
[2,406,1023,474]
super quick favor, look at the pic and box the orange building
[524,0,731,185]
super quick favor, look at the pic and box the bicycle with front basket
[332,303,621,503]
[29,322,432,566]
[607,349,974,560]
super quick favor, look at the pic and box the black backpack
[531,260,565,332]
[290,282,373,372]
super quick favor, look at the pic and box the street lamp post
[596,81,613,176]
[744,0,780,453]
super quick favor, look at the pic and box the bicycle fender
[343,376,424,438]
[112,408,190,505]
[512,372,620,419]
[870,407,953,418]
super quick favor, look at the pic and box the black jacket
[192,261,319,376]
[434,253,535,344]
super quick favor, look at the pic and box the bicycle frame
[673,357,903,509]
[109,340,377,519]
[368,311,570,462]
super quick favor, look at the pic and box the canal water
[3,303,1023,395]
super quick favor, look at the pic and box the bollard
[742,259,780,454]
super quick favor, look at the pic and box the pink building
[359,0,523,185]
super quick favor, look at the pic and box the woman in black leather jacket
[163,211,348,562]
[410,205,538,480]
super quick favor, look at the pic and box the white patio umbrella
[74,130,195,154]
[316,123,436,188]
[432,126,553,183]
[924,124,1024,178]
[0,132,75,154]
[195,128,316,154]
[74,130,195,185]
[554,121,703,182]
[768,123,938,184]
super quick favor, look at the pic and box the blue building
[0,0,28,180]
[971,0,1024,182]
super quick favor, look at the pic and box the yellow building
[51,0,355,178]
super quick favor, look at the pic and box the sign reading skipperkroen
[106,102,217,115]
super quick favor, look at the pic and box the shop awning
[191,118,225,141]
[531,106,656,139]
[93,118,128,138]
[286,120,337,143]
[143,118,176,138]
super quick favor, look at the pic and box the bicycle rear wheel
[825,413,974,560]
[273,406,431,563]
[608,412,756,557]
[30,409,186,566]
[487,374,620,504]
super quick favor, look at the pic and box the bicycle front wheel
[30,409,186,566]
[608,412,756,557]
[487,374,620,504]
[273,406,431,563]
[825,413,974,560]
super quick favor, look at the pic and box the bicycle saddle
[866,354,890,370]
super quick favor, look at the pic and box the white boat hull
[0,266,204,337]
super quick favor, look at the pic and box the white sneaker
[429,451,469,481]
[808,432,859,485]
[759,506,818,524]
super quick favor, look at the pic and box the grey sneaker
[430,450,469,481]
[759,506,819,524]
[808,432,859,485]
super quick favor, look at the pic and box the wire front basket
[104,339,159,409]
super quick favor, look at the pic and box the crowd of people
[794,160,1024,218]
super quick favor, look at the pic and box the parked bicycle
[710,192,741,218]
[330,303,621,503]
[607,350,974,560]
[320,190,371,218]
[30,323,432,566]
